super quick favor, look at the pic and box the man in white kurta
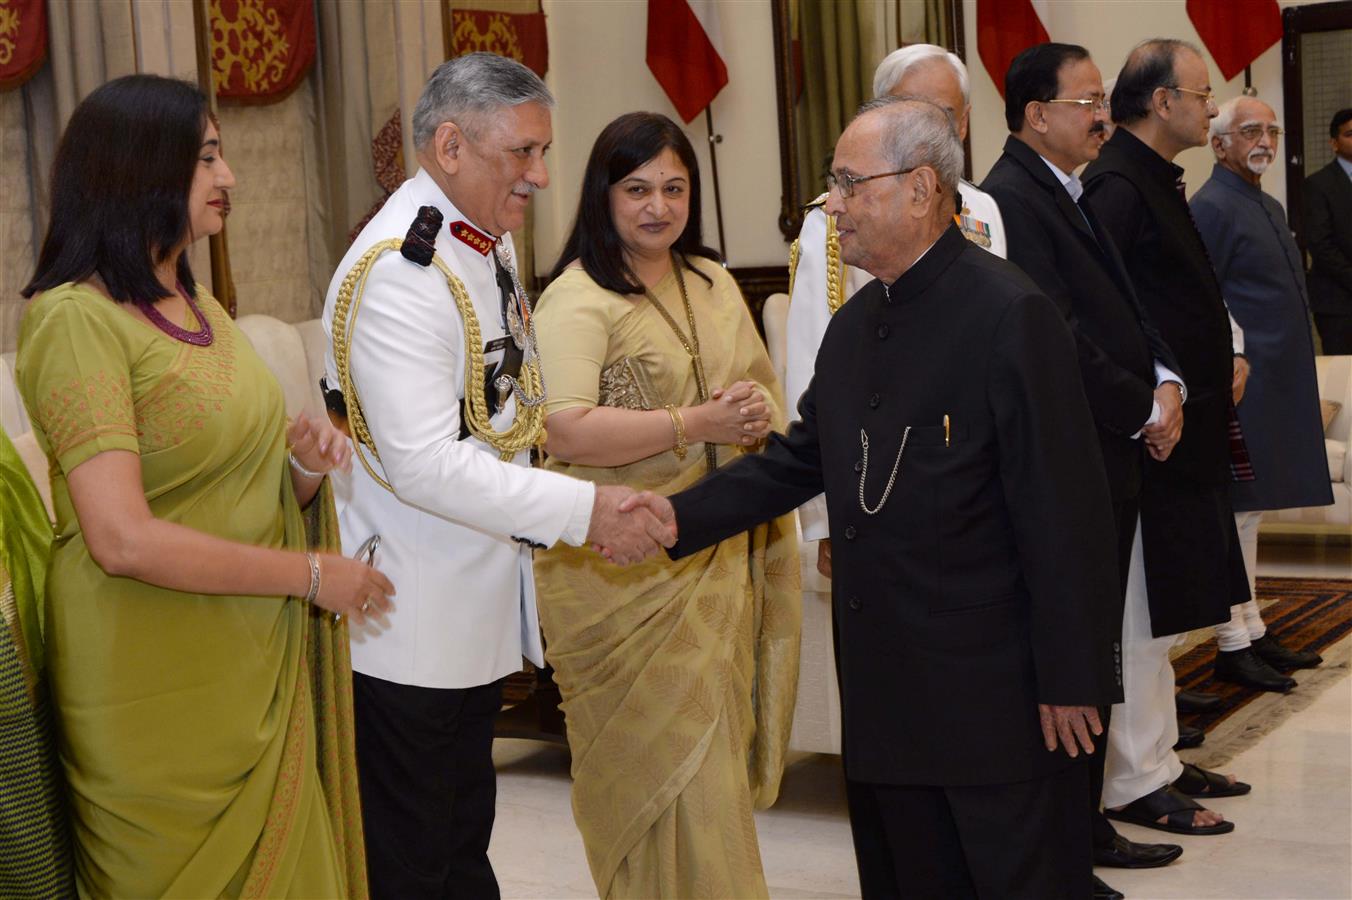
[322,54,667,898]
[786,44,1006,556]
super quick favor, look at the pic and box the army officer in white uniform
[322,53,671,899]
[785,43,1007,567]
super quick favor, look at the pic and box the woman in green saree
[14,75,393,898]
[533,112,802,899]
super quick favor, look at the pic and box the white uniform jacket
[785,179,1005,539]
[322,169,594,689]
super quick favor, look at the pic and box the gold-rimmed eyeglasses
[1168,85,1216,106]
[827,166,917,199]
[1045,97,1111,113]
[1219,124,1283,142]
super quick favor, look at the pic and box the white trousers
[1214,510,1266,652]
[1104,516,1184,808]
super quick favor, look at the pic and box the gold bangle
[665,405,688,460]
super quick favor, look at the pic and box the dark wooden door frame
[1281,1,1352,253]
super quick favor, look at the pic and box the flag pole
[704,107,728,259]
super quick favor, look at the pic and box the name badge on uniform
[484,336,510,354]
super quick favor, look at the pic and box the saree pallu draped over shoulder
[533,260,801,899]
[14,284,366,898]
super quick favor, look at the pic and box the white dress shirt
[323,169,594,689]
[784,179,1005,540]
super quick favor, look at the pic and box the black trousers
[846,763,1091,899]
[354,672,505,900]
[1089,493,1138,850]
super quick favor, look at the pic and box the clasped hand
[1142,382,1183,462]
[587,486,678,565]
[699,381,772,446]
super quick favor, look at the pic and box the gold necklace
[643,254,719,474]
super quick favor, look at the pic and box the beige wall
[961,0,1327,207]
[537,0,787,271]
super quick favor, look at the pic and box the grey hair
[855,96,963,196]
[872,44,970,103]
[1209,96,1271,143]
[412,52,555,148]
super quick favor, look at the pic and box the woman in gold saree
[533,112,801,899]
[14,75,393,898]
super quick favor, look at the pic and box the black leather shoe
[1174,723,1205,750]
[1214,647,1296,693]
[1176,688,1222,713]
[1251,634,1323,670]
[1095,832,1183,869]
[1093,874,1125,900]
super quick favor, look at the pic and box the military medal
[954,206,993,249]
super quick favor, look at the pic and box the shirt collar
[1210,162,1263,197]
[1338,155,1352,180]
[1109,127,1185,186]
[1038,154,1083,201]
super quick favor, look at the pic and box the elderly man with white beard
[1189,96,1333,689]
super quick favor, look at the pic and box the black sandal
[1105,784,1235,835]
[1172,762,1251,798]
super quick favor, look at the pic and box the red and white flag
[976,0,1049,99]
[646,0,729,123]
[1186,0,1282,82]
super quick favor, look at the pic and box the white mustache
[512,183,538,196]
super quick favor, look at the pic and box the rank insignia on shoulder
[802,191,830,211]
[954,212,993,249]
[401,205,444,266]
[450,220,496,256]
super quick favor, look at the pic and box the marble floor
[489,540,1352,899]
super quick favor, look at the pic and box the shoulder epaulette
[802,191,830,212]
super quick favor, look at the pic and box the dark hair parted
[1331,108,1352,139]
[1109,38,1200,126]
[1004,42,1091,132]
[22,74,210,302]
[549,112,720,295]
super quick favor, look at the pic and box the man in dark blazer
[981,42,1186,897]
[621,97,1121,899]
[1082,38,1250,838]
[1304,107,1352,354]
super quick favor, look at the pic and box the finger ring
[361,599,372,612]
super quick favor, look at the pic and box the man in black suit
[622,97,1121,899]
[1082,38,1250,839]
[1305,107,1352,354]
[981,42,1186,898]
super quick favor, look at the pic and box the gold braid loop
[786,235,802,303]
[825,213,845,316]
[331,239,547,492]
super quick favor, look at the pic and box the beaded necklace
[136,283,213,346]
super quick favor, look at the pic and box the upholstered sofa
[1259,354,1352,536]
[1,314,329,522]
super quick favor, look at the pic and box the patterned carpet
[1171,576,1352,768]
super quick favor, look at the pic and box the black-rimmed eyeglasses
[827,166,917,199]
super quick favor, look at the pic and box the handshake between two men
[584,487,680,566]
